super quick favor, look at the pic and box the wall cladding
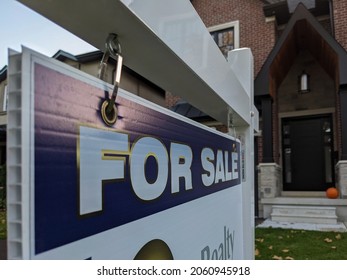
[334,0,347,50]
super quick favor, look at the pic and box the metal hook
[228,111,237,151]
[106,33,122,57]
[228,112,235,135]
[98,33,123,126]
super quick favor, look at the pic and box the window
[209,21,240,58]
[2,84,8,112]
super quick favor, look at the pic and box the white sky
[0,0,97,69]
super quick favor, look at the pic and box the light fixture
[298,70,310,94]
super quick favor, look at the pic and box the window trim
[208,20,240,50]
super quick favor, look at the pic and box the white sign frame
[7,48,246,260]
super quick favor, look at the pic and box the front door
[282,115,334,191]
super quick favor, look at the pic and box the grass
[0,187,5,210]
[0,210,6,240]
[255,227,347,260]
[1,215,347,258]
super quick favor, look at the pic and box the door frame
[279,108,336,192]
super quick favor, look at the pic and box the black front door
[282,115,334,191]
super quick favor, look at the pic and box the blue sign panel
[33,62,240,256]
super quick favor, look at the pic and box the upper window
[208,21,240,58]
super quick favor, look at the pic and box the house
[2,0,347,224]
[191,0,347,224]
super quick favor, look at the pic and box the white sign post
[8,0,258,259]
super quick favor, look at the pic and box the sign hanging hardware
[98,33,123,126]
[228,111,237,151]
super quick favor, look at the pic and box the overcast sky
[0,0,97,69]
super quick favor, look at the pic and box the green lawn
[0,187,5,210]
[1,216,347,259]
[0,211,6,240]
[255,227,347,260]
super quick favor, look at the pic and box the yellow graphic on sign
[134,239,174,260]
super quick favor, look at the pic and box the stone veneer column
[336,161,347,198]
[257,163,282,217]
[258,163,282,198]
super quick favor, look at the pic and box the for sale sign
[7,48,244,259]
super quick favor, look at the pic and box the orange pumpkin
[326,187,339,199]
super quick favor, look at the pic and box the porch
[259,196,347,231]
[255,4,347,228]
[258,160,347,224]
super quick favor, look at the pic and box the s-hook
[98,33,123,126]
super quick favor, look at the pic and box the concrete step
[271,205,338,225]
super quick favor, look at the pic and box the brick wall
[165,92,181,108]
[192,0,277,164]
[192,0,276,76]
[336,92,342,160]
[333,0,347,160]
[333,0,347,50]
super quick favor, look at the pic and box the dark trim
[339,85,347,160]
[263,1,290,25]
[76,51,104,63]
[53,50,78,62]
[53,50,104,63]
[261,96,273,163]
[260,0,271,4]
[263,0,329,26]
[255,3,347,97]
[0,66,7,83]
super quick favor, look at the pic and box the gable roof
[53,50,104,63]
[53,50,78,62]
[263,0,330,25]
[255,3,347,97]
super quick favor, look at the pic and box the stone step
[271,205,338,225]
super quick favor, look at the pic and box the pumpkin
[326,187,339,199]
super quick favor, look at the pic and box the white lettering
[214,150,225,183]
[79,126,240,214]
[201,148,215,186]
[201,149,239,186]
[224,151,232,181]
[79,126,129,215]
[130,137,168,201]
[170,142,193,193]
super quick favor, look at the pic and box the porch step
[271,205,338,224]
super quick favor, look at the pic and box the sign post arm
[228,48,256,259]
[17,0,250,127]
